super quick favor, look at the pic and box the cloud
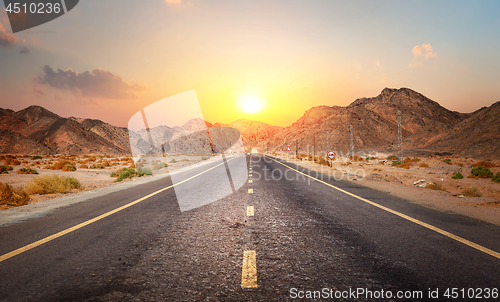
[421,43,437,58]
[412,43,437,58]
[31,78,45,98]
[19,46,29,54]
[0,22,18,47]
[412,45,422,56]
[35,66,148,99]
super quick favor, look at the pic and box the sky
[1,0,500,128]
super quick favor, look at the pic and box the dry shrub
[52,161,76,171]
[419,163,429,168]
[79,164,89,169]
[395,162,411,169]
[24,175,81,195]
[87,156,96,161]
[128,162,136,168]
[462,185,482,197]
[4,158,21,165]
[457,162,464,167]
[110,158,120,162]
[0,165,13,173]
[62,163,76,171]
[101,160,111,167]
[17,167,38,174]
[472,160,496,168]
[425,182,446,191]
[0,183,30,206]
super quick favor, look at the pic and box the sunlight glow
[239,95,264,114]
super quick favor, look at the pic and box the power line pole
[350,124,354,159]
[397,109,403,159]
[326,130,329,153]
[313,133,316,162]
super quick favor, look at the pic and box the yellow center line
[267,156,500,260]
[248,189,253,193]
[241,250,257,288]
[247,206,254,216]
[0,158,235,263]
[249,180,253,183]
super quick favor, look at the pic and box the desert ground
[0,153,219,209]
[2,152,500,226]
[270,151,500,226]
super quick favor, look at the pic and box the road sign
[286,146,291,151]
[327,151,335,159]
[279,148,283,151]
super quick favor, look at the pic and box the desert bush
[101,160,111,167]
[86,156,96,161]
[472,160,496,168]
[0,183,30,206]
[443,159,451,163]
[17,167,38,174]
[116,168,144,182]
[110,171,117,177]
[462,185,482,197]
[425,182,446,191]
[4,158,21,165]
[457,162,464,167]
[52,160,68,170]
[31,155,43,160]
[492,172,500,183]
[391,161,401,166]
[470,166,493,178]
[23,175,80,195]
[419,163,429,168]
[0,165,14,174]
[395,162,411,169]
[153,162,167,170]
[170,158,178,163]
[387,155,399,161]
[451,171,463,179]
[90,163,105,169]
[79,164,89,169]
[62,163,76,171]
[137,167,153,175]
[202,156,209,161]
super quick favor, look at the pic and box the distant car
[247,152,251,155]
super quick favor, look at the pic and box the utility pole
[397,109,403,159]
[326,130,329,154]
[295,139,298,159]
[350,124,354,160]
[313,133,316,162]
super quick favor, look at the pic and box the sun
[239,95,264,114]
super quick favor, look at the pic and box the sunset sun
[239,95,264,114]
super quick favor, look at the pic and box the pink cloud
[0,22,17,47]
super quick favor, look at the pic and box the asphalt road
[1,154,499,301]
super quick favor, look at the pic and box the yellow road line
[267,156,500,260]
[249,174,252,177]
[247,206,254,216]
[249,180,253,183]
[241,250,257,288]
[248,189,253,193]
[0,158,234,263]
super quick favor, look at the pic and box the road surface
[1,154,499,301]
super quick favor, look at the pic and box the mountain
[1,88,499,159]
[219,119,283,149]
[264,88,498,159]
[427,101,500,159]
[0,106,131,155]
